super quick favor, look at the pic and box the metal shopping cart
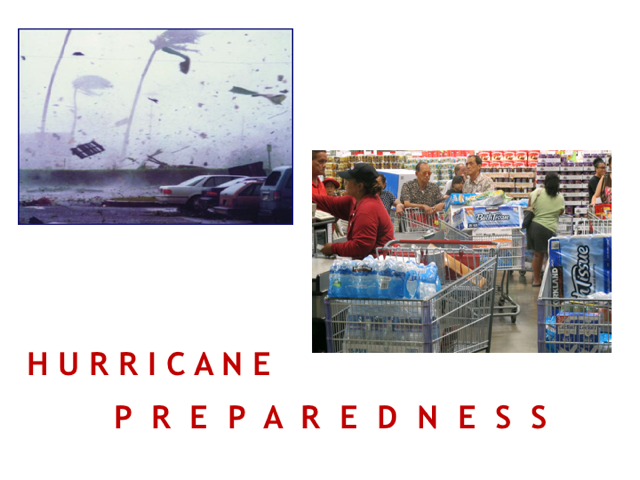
[588,206,612,235]
[466,228,526,323]
[537,263,611,353]
[398,208,442,236]
[324,239,499,353]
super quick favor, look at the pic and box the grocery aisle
[490,271,539,353]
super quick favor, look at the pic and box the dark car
[196,176,266,215]
[213,180,265,220]
[258,166,292,224]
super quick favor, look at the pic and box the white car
[157,175,246,210]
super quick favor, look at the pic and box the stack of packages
[544,235,612,353]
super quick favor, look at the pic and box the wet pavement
[18,205,253,225]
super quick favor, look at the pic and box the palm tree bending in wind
[119,30,204,164]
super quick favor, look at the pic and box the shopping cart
[466,228,526,323]
[537,263,611,353]
[398,208,442,236]
[324,239,499,353]
[587,206,612,235]
[557,214,574,236]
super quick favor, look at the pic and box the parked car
[258,166,292,224]
[156,175,246,211]
[197,176,266,215]
[213,180,265,220]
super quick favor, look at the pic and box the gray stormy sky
[19,29,292,169]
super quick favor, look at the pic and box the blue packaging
[548,235,612,299]
[463,206,522,229]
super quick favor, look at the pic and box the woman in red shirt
[312,163,395,260]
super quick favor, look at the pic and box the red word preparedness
[28,352,270,376]
[116,405,547,429]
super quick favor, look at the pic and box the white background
[1,1,637,479]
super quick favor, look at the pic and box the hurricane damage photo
[19,28,293,224]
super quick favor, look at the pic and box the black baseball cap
[337,163,379,183]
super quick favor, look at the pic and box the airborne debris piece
[280,90,289,93]
[198,103,204,108]
[148,97,159,103]
[199,132,208,138]
[70,140,105,159]
[277,75,284,81]
[161,46,191,74]
[21,55,26,60]
[72,52,84,56]
[229,86,286,105]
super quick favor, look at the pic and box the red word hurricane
[28,352,270,376]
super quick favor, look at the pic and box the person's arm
[433,187,445,212]
[591,176,604,206]
[390,192,404,215]
[328,206,380,259]
[312,194,353,221]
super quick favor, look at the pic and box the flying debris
[70,140,105,159]
[280,90,289,93]
[21,56,26,60]
[72,52,85,56]
[229,86,286,105]
[197,103,204,108]
[161,46,191,74]
[148,98,159,103]
[277,75,284,81]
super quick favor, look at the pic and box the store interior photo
[312,149,612,354]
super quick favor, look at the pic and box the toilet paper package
[548,235,612,299]
[452,206,522,230]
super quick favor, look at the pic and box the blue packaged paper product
[548,235,612,299]
[444,193,477,211]
[545,316,557,353]
[452,206,522,229]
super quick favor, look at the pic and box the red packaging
[527,150,540,162]
[478,151,491,163]
[504,151,516,162]
[595,204,612,219]
[516,150,528,162]
[491,151,504,162]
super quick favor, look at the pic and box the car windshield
[178,176,206,186]
[264,171,281,186]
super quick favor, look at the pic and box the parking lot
[19,204,256,225]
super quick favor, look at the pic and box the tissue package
[452,206,522,229]
[548,235,612,299]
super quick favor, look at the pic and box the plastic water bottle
[328,260,341,297]
[369,259,383,299]
[391,261,407,299]
[404,261,419,299]
[378,259,394,299]
[352,260,365,298]
[362,256,376,299]
[339,261,352,298]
